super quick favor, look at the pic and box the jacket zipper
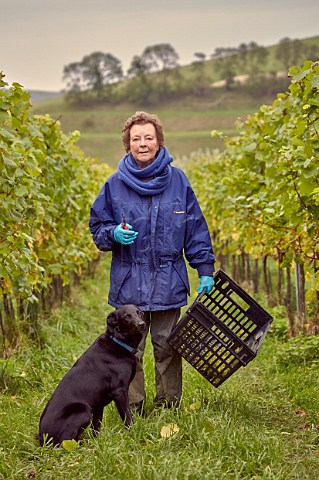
[148,196,155,310]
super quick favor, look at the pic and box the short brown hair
[122,111,165,152]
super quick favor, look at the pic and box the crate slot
[228,290,251,311]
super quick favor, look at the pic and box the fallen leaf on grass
[296,422,310,430]
[62,439,78,451]
[203,418,214,432]
[295,409,306,416]
[188,402,201,411]
[160,423,180,438]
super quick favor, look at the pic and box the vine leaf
[160,423,180,438]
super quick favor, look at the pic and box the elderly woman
[89,111,215,413]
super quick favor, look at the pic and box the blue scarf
[118,147,173,196]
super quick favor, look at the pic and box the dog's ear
[106,311,119,335]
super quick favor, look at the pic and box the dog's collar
[108,335,136,353]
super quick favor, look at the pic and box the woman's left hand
[198,276,215,294]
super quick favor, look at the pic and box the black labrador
[37,304,146,446]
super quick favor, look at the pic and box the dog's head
[106,304,146,348]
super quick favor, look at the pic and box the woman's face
[129,123,159,168]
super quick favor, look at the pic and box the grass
[1,256,318,479]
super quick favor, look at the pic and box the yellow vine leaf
[160,423,180,438]
[189,402,201,411]
[62,439,78,451]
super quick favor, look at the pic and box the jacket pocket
[161,203,187,254]
[109,261,132,303]
[172,257,190,295]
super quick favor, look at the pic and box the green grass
[1,257,318,479]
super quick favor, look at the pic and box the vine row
[185,60,319,335]
[0,74,113,353]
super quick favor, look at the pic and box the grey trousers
[128,308,182,406]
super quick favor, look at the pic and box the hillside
[33,35,319,168]
[28,90,63,102]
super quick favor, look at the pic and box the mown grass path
[0,256,318,479]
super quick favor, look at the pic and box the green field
[33,93,275,168]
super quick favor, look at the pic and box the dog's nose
[138,320,146,331]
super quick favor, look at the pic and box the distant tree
[235,41,268,75]
[306,43,319,62]
[249,43,269,73]
[276,37,316,70]
[141,43,179,72]
[63,52,123,102]
[127,55,149,78]
[276,38,293,70]
[192,53,210,96]
[126,55,153,104]
[290,39,308,65]
[194,52,206,61]
[210,47,238,59]
[248,41,258,50]
[62,61,87,104]
[276,37,293,70]
[238,43,248,55]
[140,43,179,101]
[215,57,236,91]
[81,52,123,99]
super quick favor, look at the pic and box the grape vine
[0,73,113,352]
[185,60,319,335]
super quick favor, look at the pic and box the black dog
[37,304,146,446]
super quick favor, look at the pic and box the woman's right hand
[113,223,138,245]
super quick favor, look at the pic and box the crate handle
[197,288,207,301]
[196,281,217,301]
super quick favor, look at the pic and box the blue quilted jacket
[89,166,215,310]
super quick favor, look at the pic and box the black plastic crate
[167,270,273,387]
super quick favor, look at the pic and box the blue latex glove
[198,275,215,295]
[113,223,138,245]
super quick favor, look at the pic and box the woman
[89,111,215,413]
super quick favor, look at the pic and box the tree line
[63,43,180,105]
[62,38,318,105]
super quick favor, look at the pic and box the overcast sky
[1,0,319,91]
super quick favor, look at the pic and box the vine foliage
[0,73,113,353]
[185,60,319,335]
